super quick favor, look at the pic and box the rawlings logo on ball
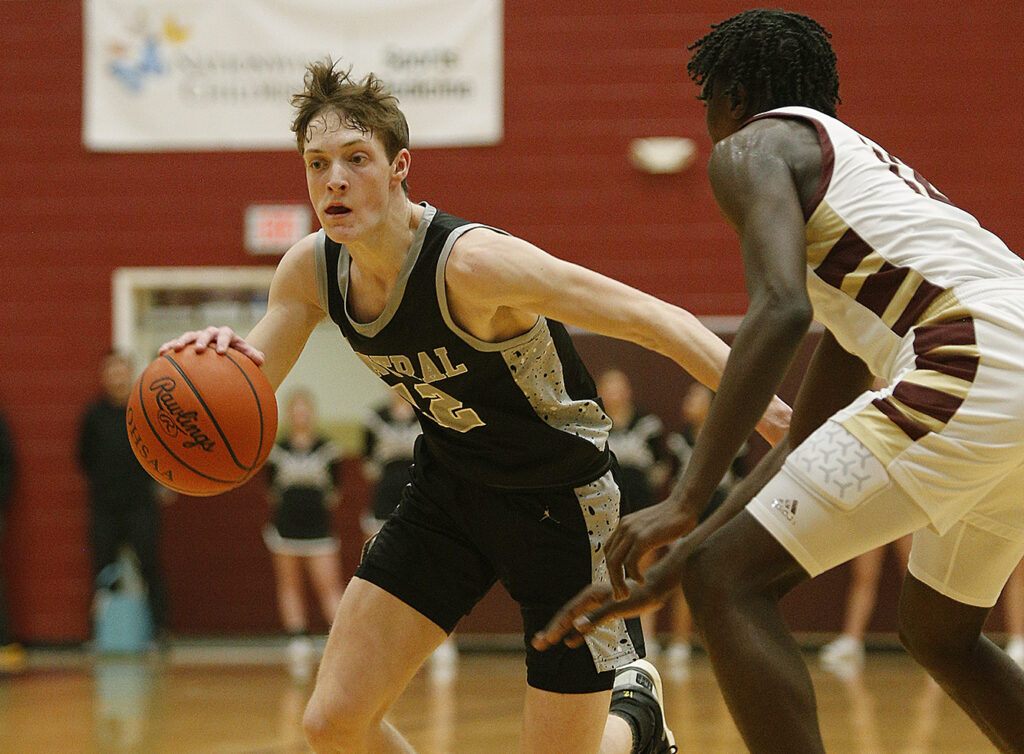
[148,377,216,451]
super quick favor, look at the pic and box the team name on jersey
[355,347,485,434]
[356,346,468,383]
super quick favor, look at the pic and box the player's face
[303,110,408,244]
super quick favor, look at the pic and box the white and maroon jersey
[747,106,1024,379]
[745,107,1024,529]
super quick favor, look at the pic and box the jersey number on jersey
[390,382,486,434]
[861,136,952,206]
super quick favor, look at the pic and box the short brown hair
[291,59,410,191]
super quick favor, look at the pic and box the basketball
[125,347,278,496]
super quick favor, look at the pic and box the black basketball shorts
[355,441,645,694]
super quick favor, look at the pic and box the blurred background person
[78,351,170,647]
[661,382,749,673]
[819,538,912,677]
[359,391,419,539]
[595,368,670,658]
[0,407,23,672]
[263,389,345,680]
[360,391,458,680]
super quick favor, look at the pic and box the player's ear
[391,149,411,187]
[730,83,752,120]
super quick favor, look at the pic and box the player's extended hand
[159,326,265,366]
[531,545,687,650]
[604,500,696,600]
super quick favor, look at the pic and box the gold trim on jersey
[805,200,848,267]
[807,200,952,336]
[839,253,885,300]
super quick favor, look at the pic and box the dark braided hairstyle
[687,9,840,117]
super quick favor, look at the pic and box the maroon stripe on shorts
[871,397,930,441]
[913,320,977,351]
[912,319,979,381]
[892,381,964,423]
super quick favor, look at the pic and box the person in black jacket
[0,408,24,672]
[78,351,169,641]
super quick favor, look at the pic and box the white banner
[83,0,503,151]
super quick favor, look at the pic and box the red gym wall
[2,1,1021,642]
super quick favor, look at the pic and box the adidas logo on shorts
[771,498,799,523]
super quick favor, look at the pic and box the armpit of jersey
[501,321,611,451]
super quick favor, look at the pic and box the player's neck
[344,200,424,320]
[346,198,422,277]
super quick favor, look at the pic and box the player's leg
[302,576,447,753]
[503,472,672,753]
[306,550,345,624]
[521,688,621,754]
[682,421,933,753]
[303,446,495,752]
[682,511,825,753]
[897,503,1024,751]
[521,661,674,754]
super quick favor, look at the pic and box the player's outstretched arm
[159,234,326,390]
[445,228,792,444]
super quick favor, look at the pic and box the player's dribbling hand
[604,500,696,600]
[159,326,265,365]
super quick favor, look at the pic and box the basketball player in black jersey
[161,59,790,754]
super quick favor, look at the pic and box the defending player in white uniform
[536,10,1024,753]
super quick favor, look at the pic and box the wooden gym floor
[0,639,998,753]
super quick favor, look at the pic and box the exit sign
[244,204,313,255]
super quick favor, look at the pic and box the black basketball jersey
[314,203,612,490]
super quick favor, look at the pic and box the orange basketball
[125,347,278,496]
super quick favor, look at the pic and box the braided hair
[687,9,840,117]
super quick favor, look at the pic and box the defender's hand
[159,326,265,365]
[605,500,696,599]
[532,551,685,650]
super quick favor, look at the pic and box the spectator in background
[0,408,25,672]
[660,383,748,672]
[78,351,170,645]
[263,389,345,680]
[595,369,670,657]
[360,391,458,680]
[359,390,419,539]
[818,537,913,677]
